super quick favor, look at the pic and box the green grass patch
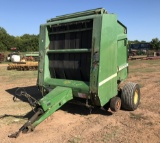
[154,80,160,84]
[130,113,147,120]
[129,59,160,67]
[145,121,154,126]
[0,116,26,126]
[68,136,81,143]
[0,67,37,82]
[0,61,10,64]
[129,67,159,73]
[102,126,120,143]
[139,84,144,88]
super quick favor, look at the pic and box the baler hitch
[13,88,39,108]
[8,86,73,138]
[8,108,44,138]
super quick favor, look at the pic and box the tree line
[0,27,39,52]
[0,26,160,52]
[129,39,160,51]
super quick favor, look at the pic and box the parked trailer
[9,8,140,138]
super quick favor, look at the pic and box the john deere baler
[9,8,140,138]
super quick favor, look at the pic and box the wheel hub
[116,100,121,110]
[134,90,138,104]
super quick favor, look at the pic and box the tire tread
[121,82,140,111]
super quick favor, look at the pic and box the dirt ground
[0,60,160,143]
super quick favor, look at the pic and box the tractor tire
[110,97,121,112]
[121,82,140,111]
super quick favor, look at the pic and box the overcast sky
[0,0,160,42]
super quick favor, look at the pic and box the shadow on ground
[3,86,42,120]
[4,86,112,121]
[61,100,112,116]
[0,110,35,120]
[5,85,42,102]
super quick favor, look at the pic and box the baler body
[37,8,128,107]
[9,9,142,138]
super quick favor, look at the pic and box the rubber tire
[110,97,121,112]
[121,82,140,111]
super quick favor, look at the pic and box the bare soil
[0,60,160,143]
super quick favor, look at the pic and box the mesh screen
[48,20,93,82]
[48,53,91,82]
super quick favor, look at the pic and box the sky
[0,0,160,42]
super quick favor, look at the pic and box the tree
[0,26,39,52]
[133,40,140,43]
[150,38,160,51]
[141,40,146,43]
[0,27,8,51]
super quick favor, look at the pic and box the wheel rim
[134,90,138,104]
[116,100,121,110]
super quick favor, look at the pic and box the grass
[0,116,26,126]
[154,80,160,83]
[128,59,160,73]
[145,121,154,126]
[68,136,81,143]
[102,128,120,143]
[154,132,160,139]
[139,83,144,88]
[0,66,37,82]
[129,59,160,65]
[130,113,148,121]
[130,68,158,73]
[0,61,10,64]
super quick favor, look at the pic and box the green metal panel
[25,53,39,57]
[39,86,73,111]
[32,86,73,127]
[90,16,102,93]
[44,26,51,80]
[38,25,51,88]
[97,14,118,106]
[38,25,45,86]
[46,49,91,53]
[48,8,106,22]
[117,22,128,81]
[44,78,89,93]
